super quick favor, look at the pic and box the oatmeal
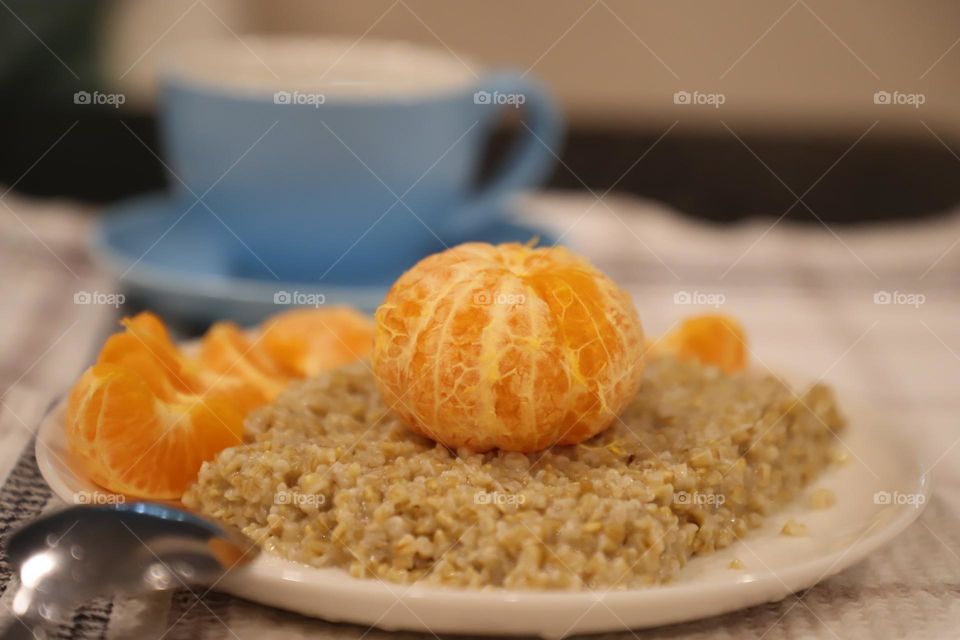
[183,356,845,590]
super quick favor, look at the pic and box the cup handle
[441,72,562,239]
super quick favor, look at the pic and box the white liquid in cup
[162,36,477,100]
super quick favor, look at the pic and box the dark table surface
[2,110,958,226]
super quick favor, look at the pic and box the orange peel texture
[372,242,645,452]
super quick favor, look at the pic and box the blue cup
[158,38,561,284]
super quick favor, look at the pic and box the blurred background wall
[4,0,960,221]
[105,0,960,135]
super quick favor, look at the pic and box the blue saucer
[93,194,556,324]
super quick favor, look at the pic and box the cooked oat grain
[182,356,844,589]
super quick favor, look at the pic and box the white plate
[37,396,928,638]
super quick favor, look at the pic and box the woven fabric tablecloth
[1,189,959,639]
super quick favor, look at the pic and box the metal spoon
[2,502,258,639]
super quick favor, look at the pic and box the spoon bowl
[3,503,257,637]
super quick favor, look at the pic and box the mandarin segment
[64,363,245,499]
[197,322,290,411]
[98,312,206,397]
[654,314,747,373]
[122,313,203,389]
[65,366,110,479]
[65,308,374,499]
[372,242,645,452]
[257,307,374,378]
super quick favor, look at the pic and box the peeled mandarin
[372,242,645,452]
